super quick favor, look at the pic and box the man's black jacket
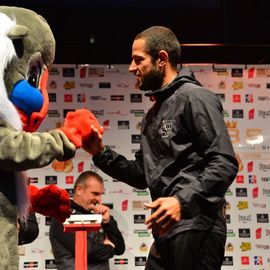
[93,68,238,240]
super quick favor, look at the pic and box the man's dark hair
[74,171,103,190]
[135,26,181,68]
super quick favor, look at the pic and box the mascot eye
[28,63,41,88]
[12,39,24,58]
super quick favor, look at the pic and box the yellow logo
[237,201,249,210]
[225,121,237,129]
[240,242,251,252]
[232,81,243,90]
[63,81,75,90]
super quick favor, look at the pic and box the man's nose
[128,61,136,73]
[96,196,102,204]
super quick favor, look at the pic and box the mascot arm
[0,124,76,171]
[28,184,70,223]
[59,108,104,148]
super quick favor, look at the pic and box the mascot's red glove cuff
[28,184,71,223]
[59,108,103,148]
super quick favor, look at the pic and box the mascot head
[0,6,55,132]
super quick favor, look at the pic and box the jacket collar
[70,200,92,214]
[144,67,201,102]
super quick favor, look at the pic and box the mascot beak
[10,68,49,132]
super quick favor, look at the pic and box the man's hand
[92,204,110,224]
[82,125,104,156]
[59,109,103,148]
[103,235,115,248]
[144,197,181,236]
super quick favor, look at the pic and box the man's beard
[136,67,164,91]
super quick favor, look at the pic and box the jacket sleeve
[86,234,114,262]
[175,88,238,218]
[18,212,39,245]
[92,148,147,189]
[86,216,126,262]
[0,123,76,171]
[102,216,125,255]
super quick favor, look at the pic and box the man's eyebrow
[92,191,104,195]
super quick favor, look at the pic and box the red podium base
[64,223,101,270]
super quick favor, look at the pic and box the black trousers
[145,230,226,270]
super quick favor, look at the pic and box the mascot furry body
[0,6,102,269]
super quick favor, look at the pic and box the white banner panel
[18,64,270,270]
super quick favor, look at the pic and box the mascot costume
[0,6,103,269]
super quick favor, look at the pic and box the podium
[63,214,102,270]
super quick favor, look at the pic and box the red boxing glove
[28,184,71,223]
[59,108,103,148]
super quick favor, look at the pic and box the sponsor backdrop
[19,64,270,270]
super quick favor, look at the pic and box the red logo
[122,200,128,211]
[248,109,255,120]
[233,94,241,102]
[78,161,84,173]
[248,68,255,79]
[236,175,244,184]
[252,187,259,198]
[103,120,110,131]
[80,67,86,78]
[256,227,262,239]
[64,94,73,102]
[241,256,250,265]
[247,161,253,172]
[66,176,74,184]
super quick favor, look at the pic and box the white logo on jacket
[159,120,174,138]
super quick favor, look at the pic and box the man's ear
[76,186,83,196]
[158,50,168,67]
